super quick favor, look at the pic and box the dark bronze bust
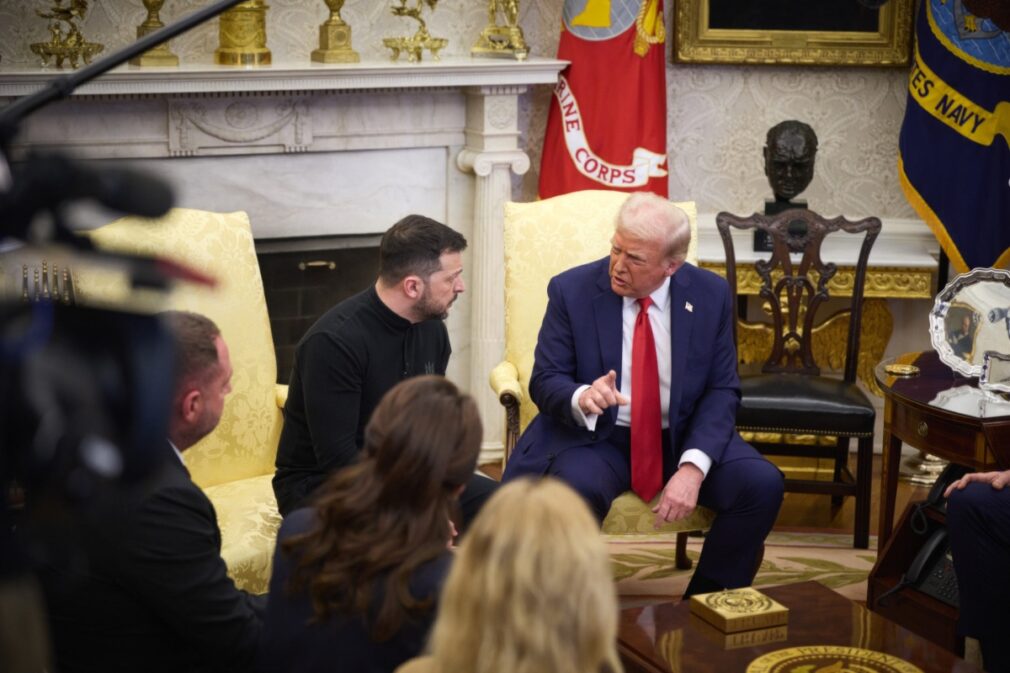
[755,120,818,251]
[764,120,818,205]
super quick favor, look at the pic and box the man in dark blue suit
[945,468,1010,673]
[502,192,784,598]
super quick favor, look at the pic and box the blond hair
[425,478,623,673]
[616,192,690,262]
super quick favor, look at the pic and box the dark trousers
[504,427,783,589]
[947,482,1010,673]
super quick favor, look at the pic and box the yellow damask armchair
[87,209,282,594]
[490,190,715,570]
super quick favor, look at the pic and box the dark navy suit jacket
[509,257,752,477]
[34,442,264,673]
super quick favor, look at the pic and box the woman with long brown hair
[258,375,482,673]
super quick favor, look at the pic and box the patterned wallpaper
[0,0,915,219]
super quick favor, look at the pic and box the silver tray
[929,267,1010,378]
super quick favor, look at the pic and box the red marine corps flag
[539,0,668,198]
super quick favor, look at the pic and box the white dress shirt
[168,440,185,466]
[570,276,712,479]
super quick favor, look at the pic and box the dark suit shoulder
[136,461,214,519]
[278,506,316,540]
[676,263,731,305]
[551,256,609,286]
[681,262,728,288]
[116,462,221,561]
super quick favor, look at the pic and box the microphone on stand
[0,5,252,673]
[1,153,175,243]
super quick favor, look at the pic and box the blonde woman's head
[427,478,622,673]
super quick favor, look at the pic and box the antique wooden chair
[715,208,881,549]
[490,190,715,570]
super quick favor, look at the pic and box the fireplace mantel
[1,58,568,463]
[0,58,567,97]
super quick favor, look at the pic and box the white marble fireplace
[0,58,567,463]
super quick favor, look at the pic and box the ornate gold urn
[30,0,104,69]
[311,0,359,63]
[472,0,528,61]
[383,0,448,63]
[215,0,271,66]
[130,0,179,67]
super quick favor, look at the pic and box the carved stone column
[457,85,530,464]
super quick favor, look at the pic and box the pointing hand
[578,370,630,416]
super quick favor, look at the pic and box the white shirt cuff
[678,449,711,479]
[570,385,598,431]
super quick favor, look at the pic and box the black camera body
[2,302,176,504]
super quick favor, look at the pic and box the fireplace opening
[257,235,380,384]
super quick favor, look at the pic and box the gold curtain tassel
[634,0,665,57]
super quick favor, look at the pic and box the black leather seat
[738,374,875,436]
[717,208,882,550]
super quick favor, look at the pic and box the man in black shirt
[273,215,498,522]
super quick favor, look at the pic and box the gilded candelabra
[130,0,179,67]
[383,0,448,63]
[215,0,272,66]
[30,0,104,68]
[311,0,359,63]
[472,0,528,60]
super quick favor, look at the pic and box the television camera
[0,3,246,670]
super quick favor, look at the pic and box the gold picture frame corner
[671,0,914,68]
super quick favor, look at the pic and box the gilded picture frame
[673,0,914,67]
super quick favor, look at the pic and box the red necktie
[631,296,662,502]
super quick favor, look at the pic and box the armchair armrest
[489,360,522,402]
[275,383,288,409]
[489,361,522,464]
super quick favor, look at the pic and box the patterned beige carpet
[610,531,878,602]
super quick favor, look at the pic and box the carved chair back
[716,209,881,382]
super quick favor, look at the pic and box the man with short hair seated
[33,311,264,673]
[502,192,784,598]
[272,215,497,526]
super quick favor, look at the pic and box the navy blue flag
[899,0,1010,272]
